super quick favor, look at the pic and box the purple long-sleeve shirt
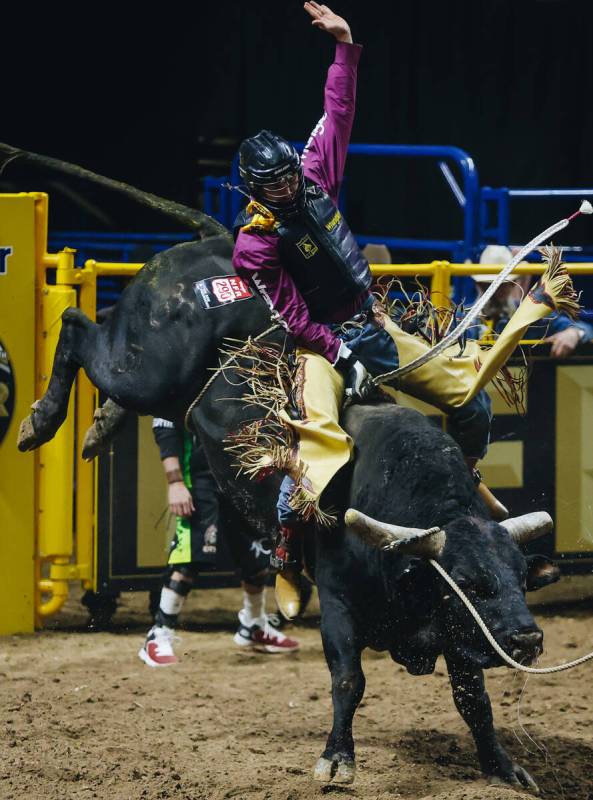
[232,42,363,363]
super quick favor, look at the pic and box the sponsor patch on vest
[296,234,318,260]
[194,276,254,310]
[325,210,341,232]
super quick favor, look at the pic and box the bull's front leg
[314,602,365,785]
[18,308,95,451]
[445,655,539,793]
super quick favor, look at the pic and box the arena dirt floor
[1,584,593,800]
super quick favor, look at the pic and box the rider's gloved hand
[333,342,374,406]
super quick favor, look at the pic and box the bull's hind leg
[314,601,365,785]
[18,308,97,451]
[445,656,539,792]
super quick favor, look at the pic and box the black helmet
[238,130,306,219]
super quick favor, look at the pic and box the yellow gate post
[0,194,37,634]
[36,247,77,618]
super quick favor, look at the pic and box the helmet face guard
[239,130,306,219]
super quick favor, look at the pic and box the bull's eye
[455,580,488,602]
[456,571,500,600]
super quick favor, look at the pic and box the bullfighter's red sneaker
[233,611,300,653]
[138,625,179,667]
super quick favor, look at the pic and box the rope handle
[430,559,593,674]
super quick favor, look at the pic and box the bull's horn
[500,511,553,545]
[345,508,446,558]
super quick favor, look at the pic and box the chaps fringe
[534,245,580,319]
[220,337,337,527]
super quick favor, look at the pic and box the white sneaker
[233,610,300,654]
[138,625,179,667]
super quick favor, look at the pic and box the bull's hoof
[82,422,106,461]
[333,761,356,784]
[488,763,539,794]
[313,757,334,783]
[17,414,38,452]
[82,400,128,461]
[312,757,356,785]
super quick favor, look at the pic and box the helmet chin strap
[222,182,251,199]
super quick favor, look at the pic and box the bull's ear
[525,554,561,591]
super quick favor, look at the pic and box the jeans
[277,474,299,525]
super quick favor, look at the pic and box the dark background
[2,0,592,250]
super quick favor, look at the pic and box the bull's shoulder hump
[155,236,233,267]
[138,237,235,281]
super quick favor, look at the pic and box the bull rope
[430,559,593,674]
[373,201,593,386]
[183,323,283,430]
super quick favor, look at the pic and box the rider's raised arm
[301,3,362,204]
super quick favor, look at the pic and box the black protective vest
[234,182,372,321]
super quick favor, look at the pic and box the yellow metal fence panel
[0,195,37,634]
[37,285,76,559]
[555,365,593,553]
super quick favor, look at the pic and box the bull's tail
[0,141,231,241]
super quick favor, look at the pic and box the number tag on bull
[194,276,253,310]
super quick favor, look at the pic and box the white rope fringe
[430,559,593,674]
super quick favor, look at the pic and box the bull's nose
[509,630,544,661]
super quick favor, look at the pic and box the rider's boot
[271,524,306,620]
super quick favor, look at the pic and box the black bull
[20,235,560,790]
